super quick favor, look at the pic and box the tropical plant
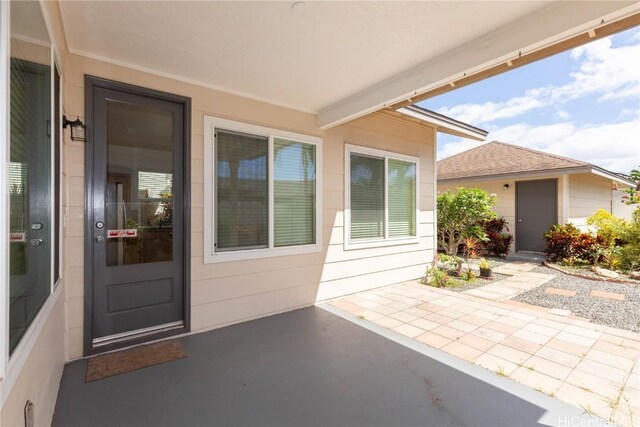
[621,166,640,205]
[436,253,463,274]
[481,217,514,257]
[421,265,457,288]
[619,208,640,271]
[478,258,492,269]
[586,209,627,248]
[437,188,496,255]
[544,223,604,264]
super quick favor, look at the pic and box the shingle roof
[437,141,589,181]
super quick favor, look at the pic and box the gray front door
[515,179,557,252]
[85,77,190,355]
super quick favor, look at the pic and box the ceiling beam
[391,11,640,110]
[317,2,639,129]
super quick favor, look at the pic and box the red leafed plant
[481,218,514,257]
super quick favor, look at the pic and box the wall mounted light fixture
[503,184,510,190]
[63,115,86,142]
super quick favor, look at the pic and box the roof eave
[590,166,637,187]
[437,166,591,184]
[438,166,638,187]
[397,106,488,141]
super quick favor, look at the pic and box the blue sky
[420,27,640,174]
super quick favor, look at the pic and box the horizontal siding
[61,53,437,360]
[191,284,319,332]
[568,174,613,229]
[316,264,428,301]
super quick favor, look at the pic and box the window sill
[204,243,322,263]
[344,237,420,251]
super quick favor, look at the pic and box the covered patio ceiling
[59,1,639,128]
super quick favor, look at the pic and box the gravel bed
[544,263,640,283]
[515,265,640,332]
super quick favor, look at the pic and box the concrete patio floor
[53,307,592,427]
[327,278,640,427]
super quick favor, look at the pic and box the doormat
[85,341,186,382]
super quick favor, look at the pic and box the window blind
[274,139,316,247]
[388,159,416,237]
[215,129,268,251]
[350,154,385,240]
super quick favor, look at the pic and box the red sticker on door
[107,229,137,238]
[9,232,26,242]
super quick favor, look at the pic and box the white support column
[432,129,438,262]
[561,174,570,225]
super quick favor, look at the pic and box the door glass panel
[8,1,53,354]
[106,101,174,266]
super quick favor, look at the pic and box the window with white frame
[204,117,322,262]
[3,0,62,365]
[345,144,418,249]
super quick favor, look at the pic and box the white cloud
[434,33,640,125]
[437,94,545,125]
[439,116,640,173]
[559,37,640,102]
[436,30,640,173]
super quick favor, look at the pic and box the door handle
[30,238,43,246]
[95,235,105,243]
[518,219,523,222]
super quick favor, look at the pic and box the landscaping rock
[515,265,640,332]
[592,266,620,279]
[630,271,640,280]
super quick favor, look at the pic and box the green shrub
[619,208,640,271]
[421,265,457,288]
[437,188,496,255]
[586,209,627,247]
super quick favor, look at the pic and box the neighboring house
[438,141,637,253]
[0,1,638,426]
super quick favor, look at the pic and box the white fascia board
[590,167,637,187]
[317,1,639,129]
[397,107,486,141]
[437,167,592,185]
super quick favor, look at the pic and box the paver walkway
[465,261,556,301]
[328,280,640,427]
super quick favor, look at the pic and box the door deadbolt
[30,238,43,246]
[95,235,105,243]
[95,221,104,229]
[30,223,43,230]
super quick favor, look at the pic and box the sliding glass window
[346,145,418,249]
[207,118,322,262]
[8,1,58,355]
